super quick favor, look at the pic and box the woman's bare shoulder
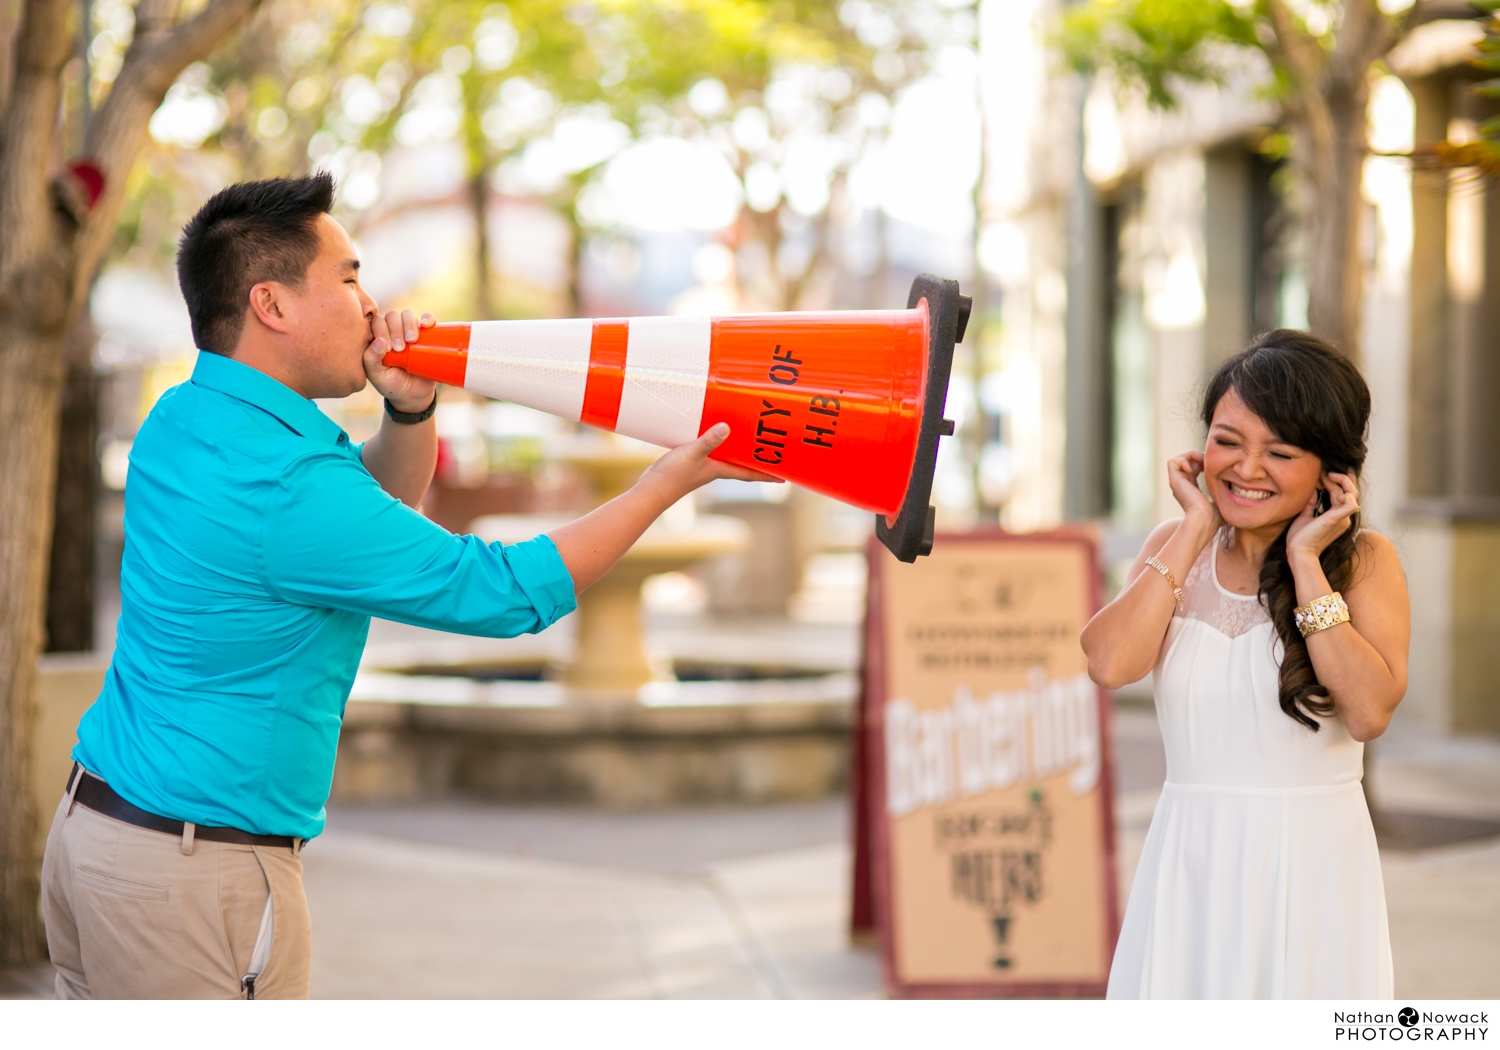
[1139,518,1183,560]
[1351,529,1405,590]
[1353,528,1398,562]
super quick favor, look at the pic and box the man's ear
[247,281,293,335]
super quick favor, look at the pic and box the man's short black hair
[177,173,336,356]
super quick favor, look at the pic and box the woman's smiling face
[1202,387,1324,530]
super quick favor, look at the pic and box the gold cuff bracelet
[1294,592,1350,637]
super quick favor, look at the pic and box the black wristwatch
[384,391,438,424]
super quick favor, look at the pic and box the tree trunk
[0,0,84,969]
[45,313,98,653]
[0,331,67,966]
[0,0,263,966]
[779,171,844,312]
[564,203,585,319]
[870,206,888,309]
[469,169,496,319]
[736,204,783,312]
[1302,82,1372,359]
[1263,0,1392,361]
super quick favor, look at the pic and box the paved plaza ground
[308,708,1500,999]
[4,698,1496,999]
[5,613,1498,998]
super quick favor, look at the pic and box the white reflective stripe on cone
[464,318,593,422]
[617,316,711,448]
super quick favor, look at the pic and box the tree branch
[1407,0,1484,30]
[73,0,263,299]
[1329,0,1393,95]
[1263,0,1337,179]
[0,0,24,122]
[0,0,74,283]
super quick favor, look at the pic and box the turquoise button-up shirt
[74,351,576,839]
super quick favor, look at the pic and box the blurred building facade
[986,4,1497,735]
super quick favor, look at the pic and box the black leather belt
[68,764,300,850]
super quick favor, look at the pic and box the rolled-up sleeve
[259,451,576,635]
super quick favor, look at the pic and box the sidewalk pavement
[303,820,877,998]
[1368,718,1500,999]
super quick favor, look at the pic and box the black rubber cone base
[876,274,970,562]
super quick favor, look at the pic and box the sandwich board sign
[860,530,1120,997]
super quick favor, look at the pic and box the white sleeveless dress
[1107,531,1393,999]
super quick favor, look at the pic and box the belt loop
[181,822,196,857]
[292,837,303,857]
[65,763,84,817]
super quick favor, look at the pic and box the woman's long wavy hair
[1202,330,1370,731]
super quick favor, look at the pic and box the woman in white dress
[1083,331,1410,999]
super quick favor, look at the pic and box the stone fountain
[472,433,750,699]
[333,430,856,807]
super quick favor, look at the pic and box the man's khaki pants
[40,778,312,999]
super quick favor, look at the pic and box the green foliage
[107,0,953,314]
[1457,0,1500,166]
[1054,0,1259,108]
[591,0,778,115]
[1472,1,1500,123]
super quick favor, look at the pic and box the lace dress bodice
[1174,532,1273,639]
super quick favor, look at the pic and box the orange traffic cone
[384,274,968,560]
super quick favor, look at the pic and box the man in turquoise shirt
[40,173,766,999]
